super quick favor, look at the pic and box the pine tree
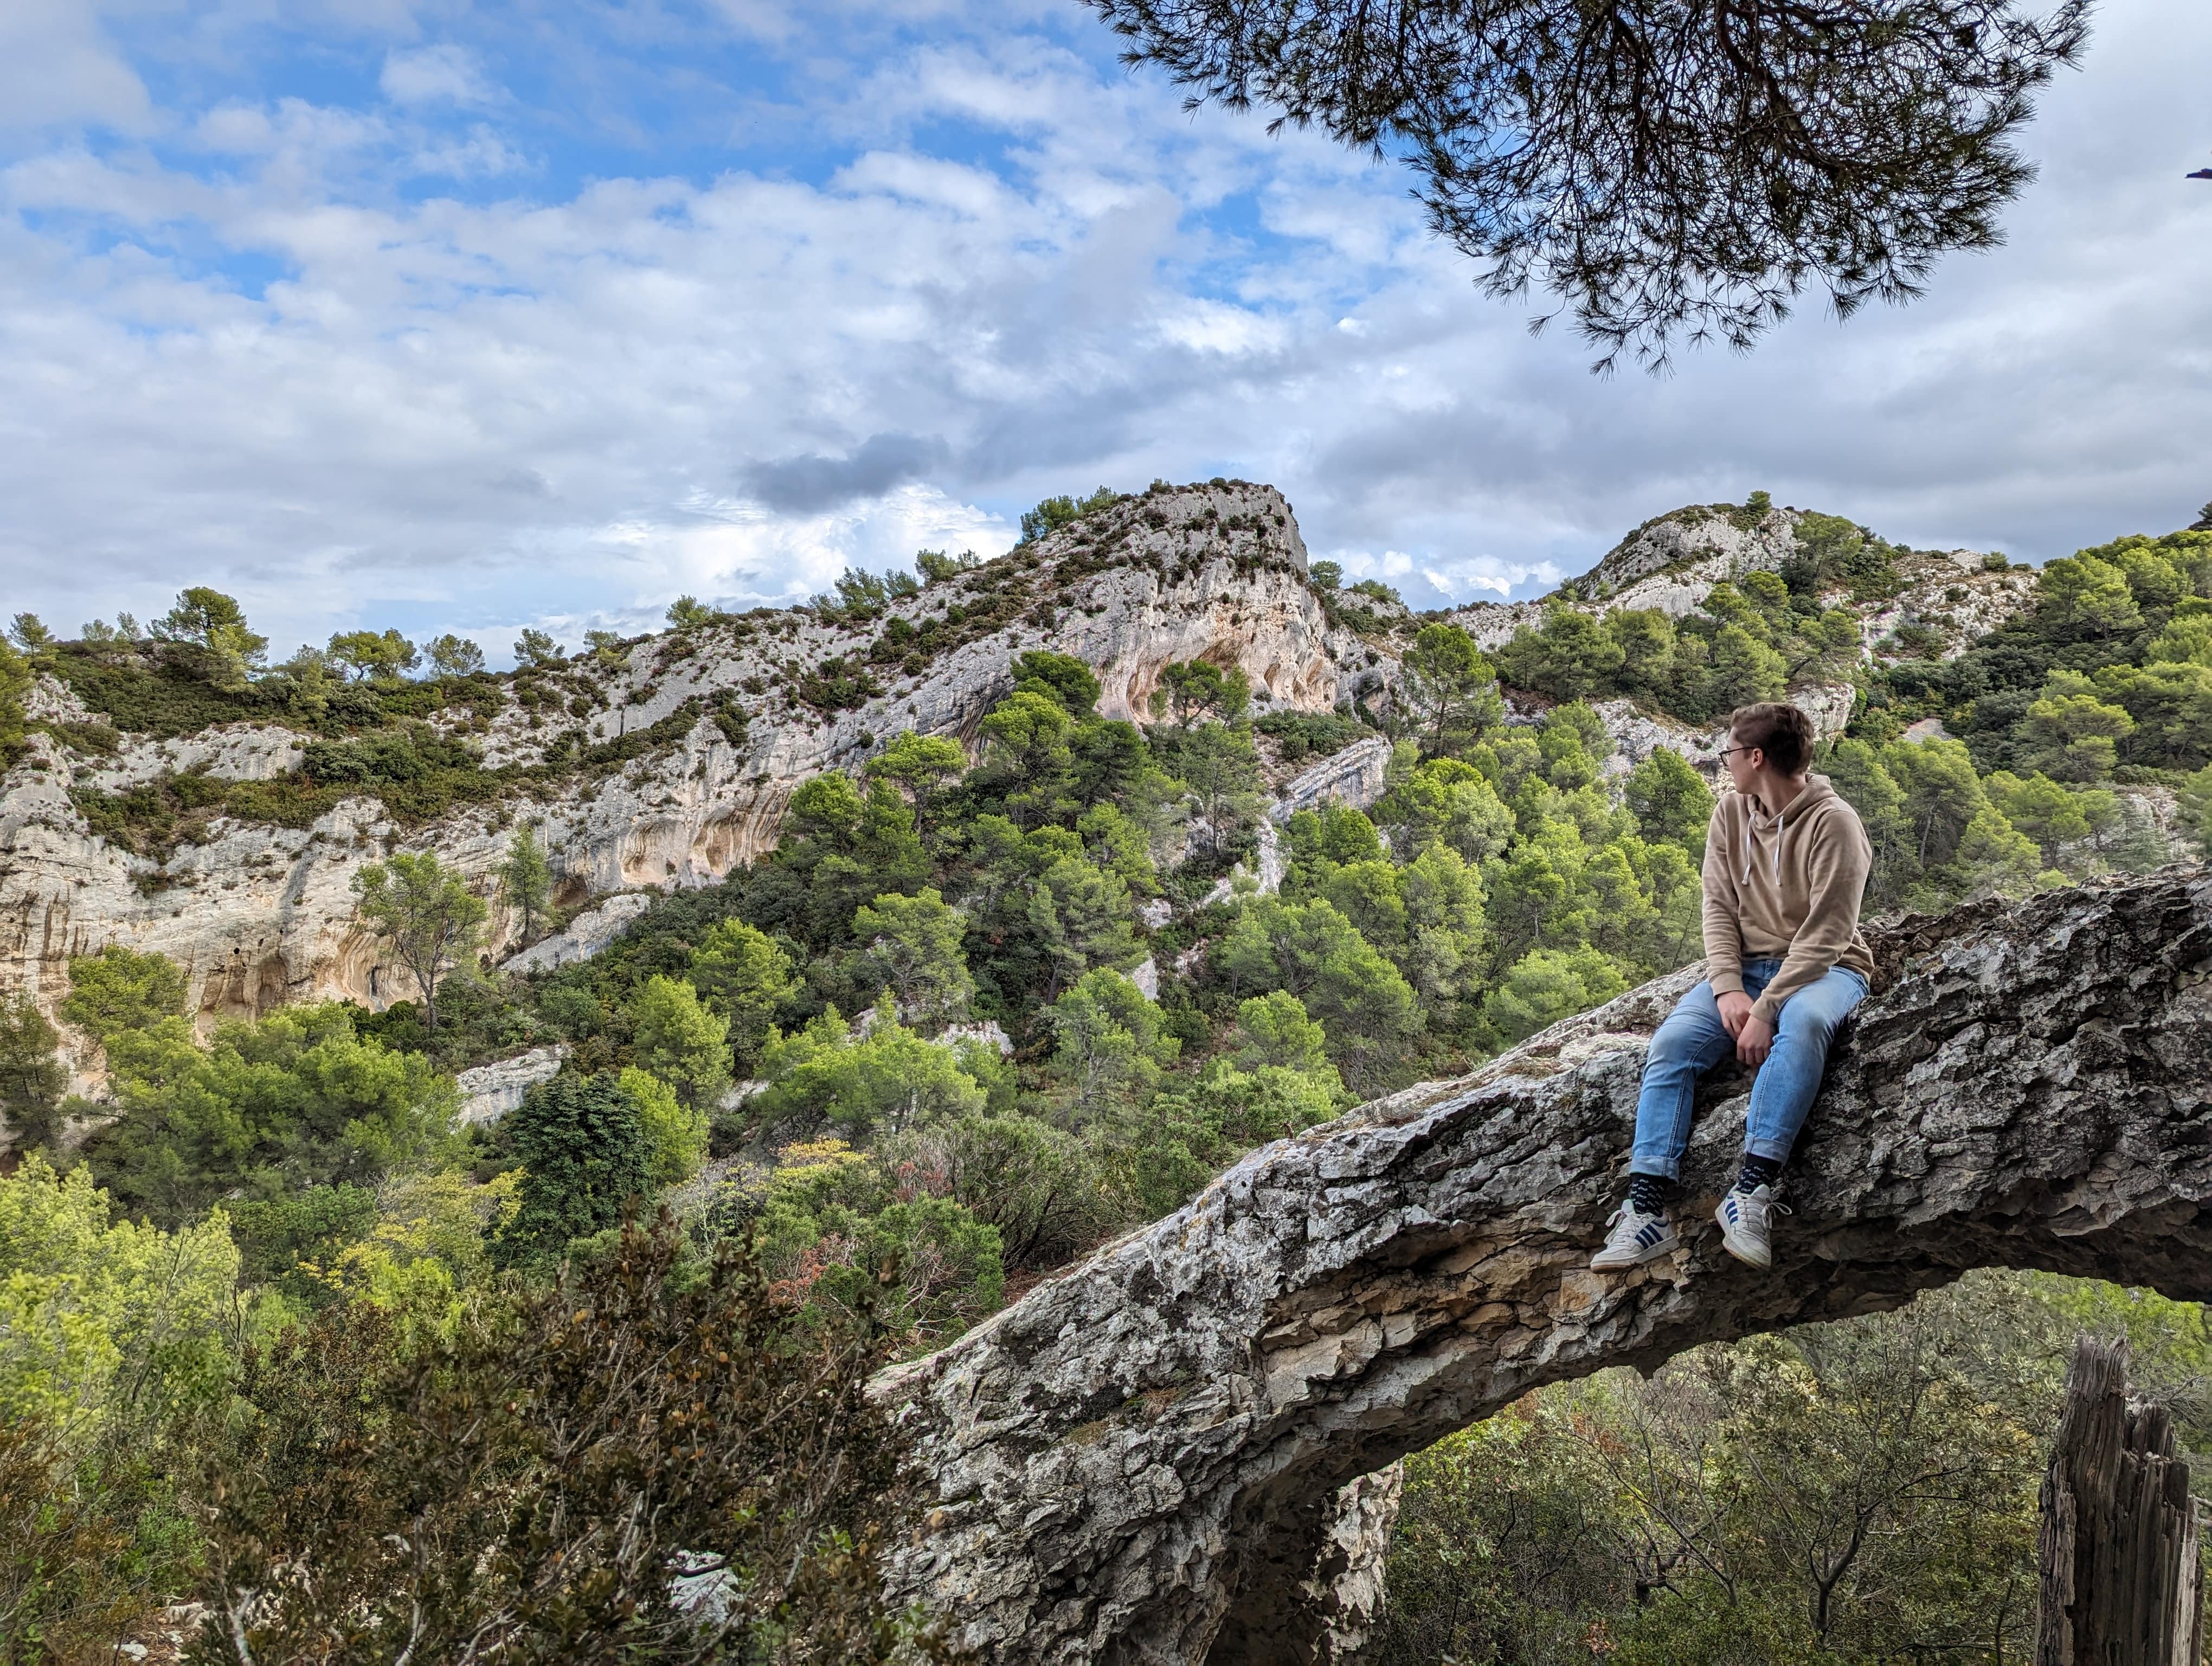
[353,853,487,1033]
[498,823,554,947]
[0,998,66,1151]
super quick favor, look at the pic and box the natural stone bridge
[872,871,2212,1663]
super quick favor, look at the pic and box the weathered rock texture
[499,894,655,973]
[875,870,2212,1664]
[453,1045,566,1126]
[1270,737,1393,822]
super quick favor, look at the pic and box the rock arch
[874,872,2212,1663]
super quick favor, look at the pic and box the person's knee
[1778,988,1861,1049]
[1647,1017,1707,1067]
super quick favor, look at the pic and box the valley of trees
[0,497,2208,1658]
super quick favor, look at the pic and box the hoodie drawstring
[1742,800,1787,885]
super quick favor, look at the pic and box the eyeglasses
[1716,745,1760,761]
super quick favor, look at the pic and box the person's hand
[1716,990,1755,1040]
[1735,1013,1774,1068]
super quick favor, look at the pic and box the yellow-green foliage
[61,943,187,1042]
[322,1169,520,1345]
[616,1065,708,1188]
[754,999,988,1141]
[627,974,732,1111]
[0,1156,238,1442]
[1377,1273,2066,1666]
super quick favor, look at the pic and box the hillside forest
[1,496,2209,1660]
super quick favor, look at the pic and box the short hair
[1727,702,1814,775]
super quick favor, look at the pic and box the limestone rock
[873,870,2212,1664]
[941,1019,1015,1058]
[1587,681,1854,786]
[1270,736,1393,822]
[1443,505,2030,660]
[499,895,655,973]
[0,484,1355,1068]
[72,723,305,792]
[454,1045,566,1125]
[1204,818,1284,906]
[0,484,2036,1101]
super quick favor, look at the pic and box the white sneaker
[1715,1184,1790,1268]
[1592,1204,1679,1270]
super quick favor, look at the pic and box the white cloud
[380,45,499,107]
[0,1,151,134]
[409,124,526,179]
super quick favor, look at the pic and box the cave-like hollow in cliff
[871,870,2212,1665]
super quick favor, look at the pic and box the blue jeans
[1629,958,1869,1181]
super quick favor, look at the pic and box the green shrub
[494,1073,651,1266]
[1254,708,1372,764]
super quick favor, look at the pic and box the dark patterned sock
[1626,1173,1670,1216]
[1735,1155,1783,1194]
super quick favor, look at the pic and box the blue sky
[6,0,2211,664]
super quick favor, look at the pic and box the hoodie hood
[1740,776,1841,886]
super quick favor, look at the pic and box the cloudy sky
[5,0,2209,663]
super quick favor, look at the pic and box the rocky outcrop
[0,749,396,1030]
[499,895,654,973]
[454,1045,566,1125]
[1586,681,1855,784]
[70,723,306,793]
[1270,736,1393,822]
[873,870,2212,1663]
[0,485,2034,1080]
[1444,504,2031,656]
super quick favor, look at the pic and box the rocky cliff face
[0,483,1360,1067]
[871,870,2212,1664]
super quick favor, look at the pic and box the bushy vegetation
[1494,514,1886,726]
[1255,707,1372,764]
[1019,485,1124,544]
[1819,528,2211,909]
[1863,528,2212,779]
[4,510,2209,1655]
[0,951,936,1656]
[1487,516,2211,911]
[10,589,745,857]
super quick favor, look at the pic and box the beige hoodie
[1701,773,1876,1024]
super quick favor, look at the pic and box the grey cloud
[492,467,552,497]
[738,432,953,512]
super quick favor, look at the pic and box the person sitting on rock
[1592,702,1876,1272]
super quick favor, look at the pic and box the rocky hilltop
[0,484,2033,1086]
[1446,499,2030,650]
